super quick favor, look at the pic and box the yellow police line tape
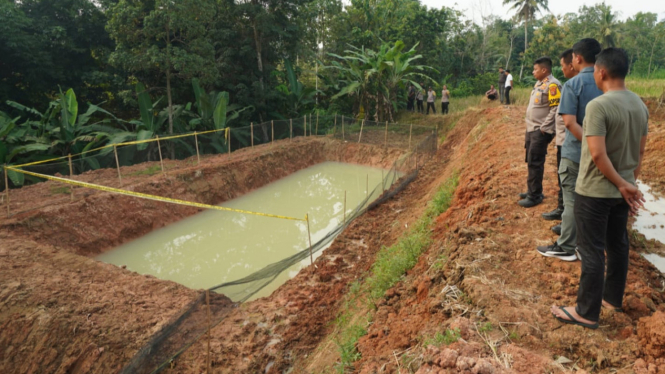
[14,128,230,168]
[5,165,306,222]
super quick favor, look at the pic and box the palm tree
[503,0,549,79]
[597,3,619,48]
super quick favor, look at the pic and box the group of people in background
[407,84,450,115]
[514,38,649,330]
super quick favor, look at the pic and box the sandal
[552,306,599,330]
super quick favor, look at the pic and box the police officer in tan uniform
[518,56,562,208]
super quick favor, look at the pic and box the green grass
[49,185,71,195]
[478,322,493,333]
[626,78,665,98]
[423,328,461,347]
[129,164,162,176]
[332,171,460,371]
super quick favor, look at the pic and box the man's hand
[618,183,646,216]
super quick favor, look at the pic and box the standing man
[441,85,450,114]
[518,57,561,208]
[416,84,424,113]
[551,48,648,329]
[498,67,507,103]
[544,49,578,230]
[537,38,603,261]
[426,86,437,114]
[407,84,416,112]
[504,70,513,105]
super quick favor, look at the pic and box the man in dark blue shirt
[537,38,603,262]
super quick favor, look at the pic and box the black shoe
[518,196,543,208]
[537,244,578,261]
[519,192,544,199]
[542,208,563,221]
[551,224,561,235]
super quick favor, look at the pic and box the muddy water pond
[634,181,665,273]
[96,162,390,300]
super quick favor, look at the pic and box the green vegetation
[129,165,162,177]
[478,322,494,333]
[423,328,462,347]
[333,171,459,371]
[49,185,71,195]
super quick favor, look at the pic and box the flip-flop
[552,306,599,330]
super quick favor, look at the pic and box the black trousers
[574,194,630,321]
[524,130,553,199]
[441,102,449,114]
[426,102,436,114]
[416,99,424,113]
[556,145,563,209]
[505,86,512,105]
[407,98,414,111]
[499,85,505,103]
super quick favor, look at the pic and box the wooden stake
[306,214,313,265]
[309,113,312,136]
[304,115,307,136]
[113,145,122,183]
[408,124,413,150]
[358,120,365,143]
[194,131,201,165]
[381,169,385,192]
[206,290,211,374]
[68,154,74,202]
[384,121,388,148]
[316,113,319,136]
[366,174,369,201]
[227,128,231,154]
[290,119,293,140]
[250,122,254,148]
[342,115,345,140]
[343,190,346,223]
[334,115,337,136]
[156,135,165,174]
[271,120,274,144]
[4,164,9,217]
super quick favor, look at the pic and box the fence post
[68,154,74,202]
[309,113,312,136]
[250,122,254,148]
[303,115,307,136]
[306,214,313,266]
[316,113,319,136]
[408,124,413,150]
[206,290,211,374]
[381,169,385,192]
[4,164,9,217]
[156,135,165,174]
[271,120,274,145]
[366,174,369,201]
[290,119,293,141]
[343,190,346,223]
[358,120,365,143]
[227,128,231,155]
[194,131,201,165]
[384,121,388,148]
[113,145,122,183]
[342,115,345,140]
[334,115,337,136]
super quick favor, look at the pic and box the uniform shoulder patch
[548,83,561,106]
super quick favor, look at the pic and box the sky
[419,0,665,23]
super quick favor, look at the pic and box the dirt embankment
[0,136,408,374]
[333,104,665,373]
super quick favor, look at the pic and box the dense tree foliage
[1,0,664,173]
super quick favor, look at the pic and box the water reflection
[96,162,389,299]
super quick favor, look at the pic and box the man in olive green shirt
[551,48,648,329]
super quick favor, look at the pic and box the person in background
[536,38,603,261]
[498,67,507,103]
[485,85,498,100]
[518,56,561,208]
[551,47,648,329]
[426,86,437,114]
[546,49,578,234]
[504,70,513,105]
[416,84,424,113]
[407,83,416,112]
[441,85,450,114]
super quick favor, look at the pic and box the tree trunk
[251,19,269,142]
[520,20,527,81]
[506,33,515,68]
[166,17,175,159]
[648,33,660,79]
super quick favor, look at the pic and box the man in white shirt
[426,87,437,114]
[505,70,514,105]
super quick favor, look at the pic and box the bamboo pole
[68,154,74,202]
[250,122,254,148]
[309,113,312,135]
[156,135,165,174]
[343,190,346,223]
[113,145,122,182]
[384,121,388,148]
[304,115,307,136]
[271,120,274,144]
[227,128,231,155]
[342,115,345,140]
[306,214,313,265]
[366,174,369,201]
[334,115,337,136]
[4,164,9,217]
[290,119,293,140]
[381,169,385,192]
[316,113,319,136]
[358,120,365,143]
[194,131,201,165]
[408,124,413,150]
[206,290,211,374]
